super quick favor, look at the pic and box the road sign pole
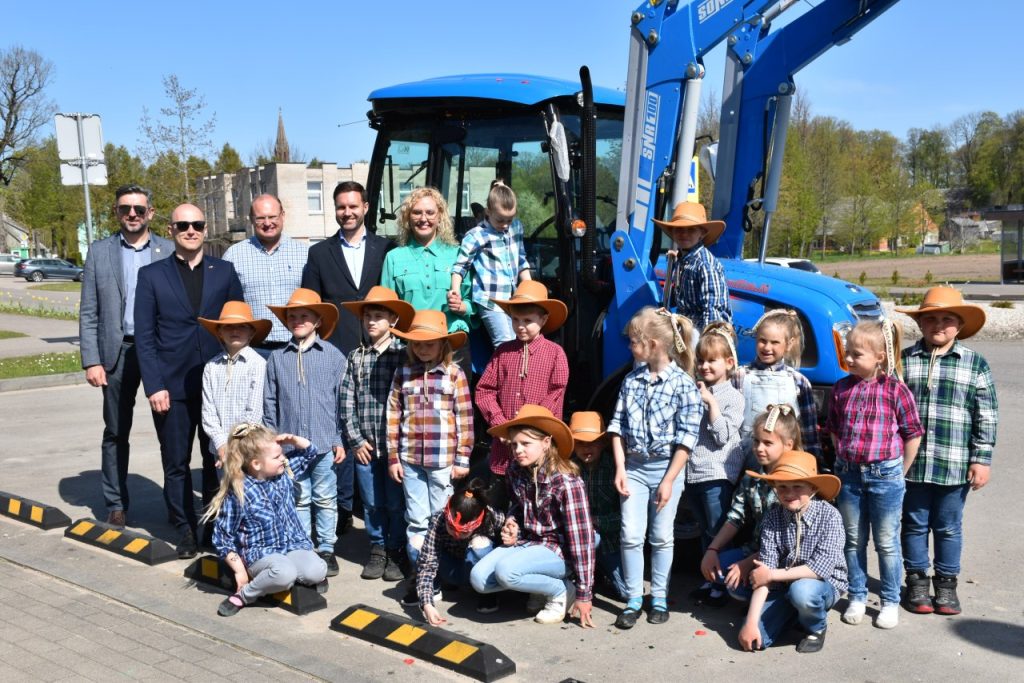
[74,114,94,246]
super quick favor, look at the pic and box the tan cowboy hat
[198,301,273,347]
[390,309,467,349]
[266,288,340,341]
[569,411,606,443]
[895,286,986,339]
[339,286,415,332]
[488,404,574,462]
[745,450,841,501]
[652,202,726,247]
[490,281,568,334]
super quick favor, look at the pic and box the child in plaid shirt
[896,287,998,616]
[387,309,474,561]
[339,287,414,582]
[828,319,922,630]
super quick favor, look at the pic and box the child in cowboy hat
[895,287,998,616]
[264,288,347,577]
[738,450,846,654]
[653,201,732,332]
[199,301,273,465]
[386,309,474,570]
[475,280,570,504]
[469,405,596,627]
[338,286,415,581]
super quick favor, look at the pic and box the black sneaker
[932,575,962,615]
[383,548,407,582]
[176,530,198,560]
[361,545,387,580]
[796,629,826,653]
[476,593,500,614]
[614,606,641,630]
[904,571,934,614]
[318,551,339,577]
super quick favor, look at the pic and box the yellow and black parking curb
[330,604,515,682]
[184,554,328,615]
[0,491,71,530]
[63,518,177,565]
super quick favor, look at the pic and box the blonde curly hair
[396,187,457,246]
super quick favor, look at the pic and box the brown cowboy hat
[652,202,726,247]
[895,286,986,339]
[339,286,415,332]
[487,404,574,462]
[490,281,568,334]
[390,309,467,349]
[569,411,606,443]
[198,301,273,347]
[745,450,841,501]
[266,288,340,341]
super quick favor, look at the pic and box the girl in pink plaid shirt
[827,319,923,630]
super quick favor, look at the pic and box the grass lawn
[0,351,82,379]
[29,282,82,292]
[0,330,28,340]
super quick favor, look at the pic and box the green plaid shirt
[725,472,778,557]
[901,340,998,486]
[339,335,405,458]
[574,453,621,553]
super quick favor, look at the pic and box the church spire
[274,108,291,163]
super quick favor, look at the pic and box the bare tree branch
[0,46,57,186]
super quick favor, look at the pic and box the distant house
[812,198,938,253]
[1,213,30,255]
[945,214,1001,247]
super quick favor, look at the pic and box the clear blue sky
[7,0,1020,168]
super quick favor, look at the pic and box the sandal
[218,593,245,617]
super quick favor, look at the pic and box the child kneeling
[205,423,327,616]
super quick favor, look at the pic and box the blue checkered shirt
[201,346,266,454]
[669,244,731,331]
[339,335,405,458]
[608,361,703,459]
[212,444,317,566]
[263,334,346,454]
[759,498,847,597]
[223,235,309,343]
[451,219,529,310]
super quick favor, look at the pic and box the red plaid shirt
[507,461,596,602]
[475,334,569,474]
[826,374,923,464]
[386,361,474,469]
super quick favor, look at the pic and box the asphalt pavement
[0,340,1021,681]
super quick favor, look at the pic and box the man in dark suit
[135,203,243,558]
[80,184,173,528]
[302,180,394,534]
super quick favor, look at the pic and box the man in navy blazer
[80,184,173,529]
[134,203,243,558]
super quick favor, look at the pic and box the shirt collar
[679,243,706,263]
[219,346,257,363]
[286,333,323,352]
[119,233,152,252]
[371,333,394,354]
[640,360,679,383]
[249,234,289,254]
[751,358,787,371]
[339,231,366,249]
[910,338,962,358]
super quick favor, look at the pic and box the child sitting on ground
[205,423,327,617]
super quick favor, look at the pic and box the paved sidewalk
[0,313,79,359]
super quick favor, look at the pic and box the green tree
[213,143,244,174]
[6,138,84,257]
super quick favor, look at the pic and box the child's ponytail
[487,179,517,214]
[201,423,276,523]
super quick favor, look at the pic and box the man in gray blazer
[80,184,173,528]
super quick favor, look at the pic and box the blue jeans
[410,539,493,589]
[594,531,628,600]
[621,458,685,599]
[758,579,837,647]
[835,457,905,605]
[478,306,515,348]
[295,452,337,553]
[902,481,970,577]
[720,547,753,601]
[334,454,354,514]
[401,462,453,550]
[687,479,734,551]
[470,544,568,597]
[355,456,406,550]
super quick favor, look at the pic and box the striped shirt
[263,335,346,455]
[687,381,746,484]
[734,361,822,460]
[669,243,732,331]
[212,444,318,566]
[507,461,595,602]
[759,498,848,597]
[574,454,621,554]
[826,373,923,464]
[223,236,309,343]
[201,346,267,454]
[901,340,999,485]
[387,362,474,469]
[725,472,778,556]
[607,361,703,459]
[451,219,529,310]
[416,507,506,608]
[475,334,570,475]
[339,335,405,459]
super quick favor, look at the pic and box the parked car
[743,257,822,274]
[0,253,21,275]
[14,258,84,282]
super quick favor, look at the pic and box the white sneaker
[526,593,546,613]
[875,604,899,629]
[535,580,575,624]
[842,600,866,625]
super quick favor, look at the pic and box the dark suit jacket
[134,254,243,400]
[302,229,395,354]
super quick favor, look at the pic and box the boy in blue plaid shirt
[339,287,414,581]
[896,287,998,616]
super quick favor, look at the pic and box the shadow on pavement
[57,469,176,541]
[951,619,1024,658]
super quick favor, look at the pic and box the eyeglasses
[252,214,281,225]
[116,204,149,217]
[171,221,207,232]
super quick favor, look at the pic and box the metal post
[74,114,95,246]
[669,76,703,209]
[758,93,793,263]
